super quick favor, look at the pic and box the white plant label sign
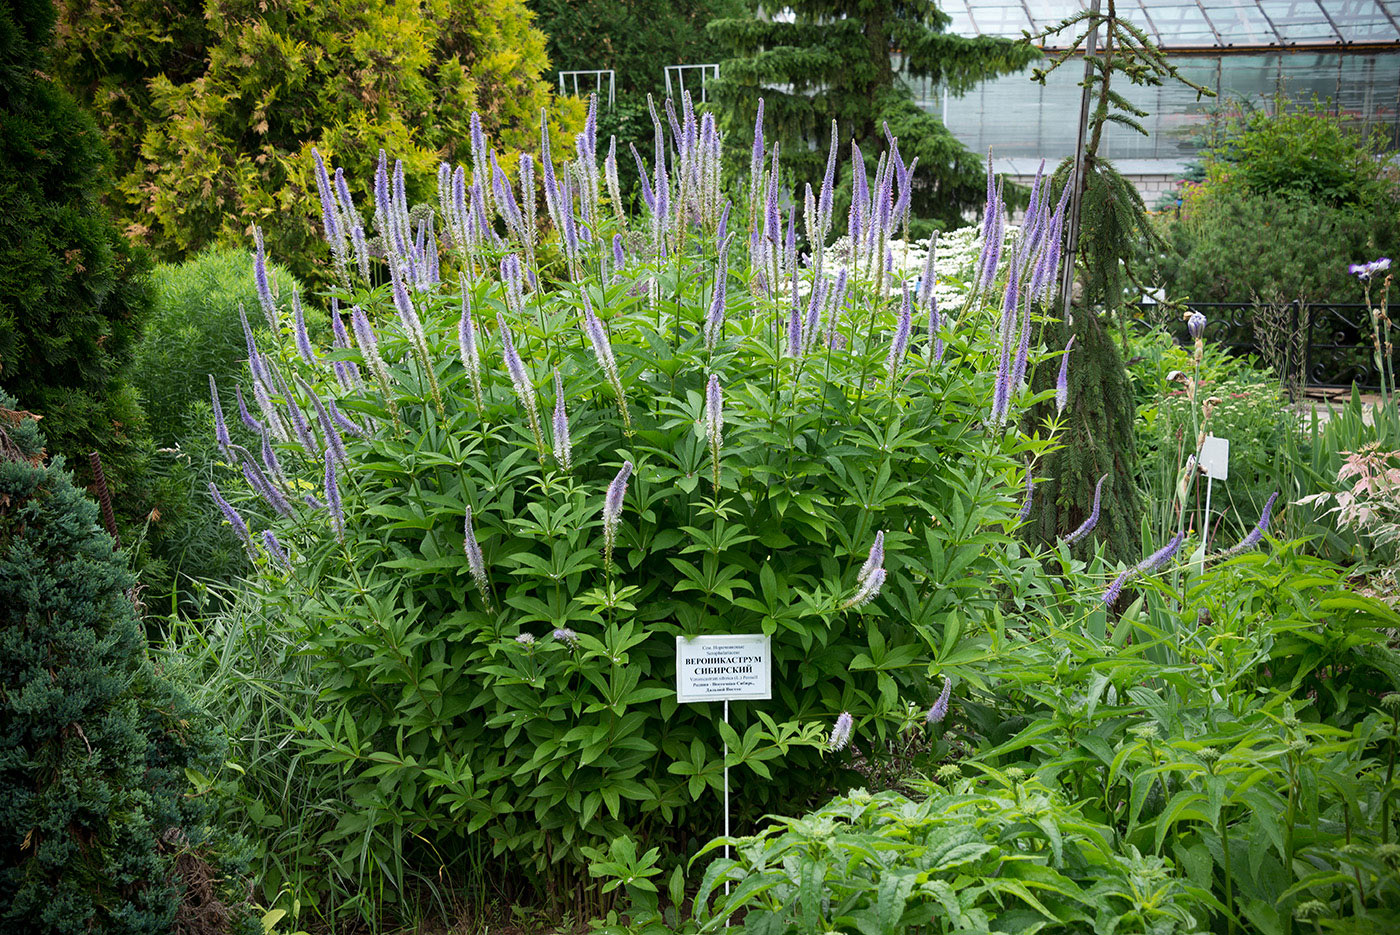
[1200,435,1229,480]
[675,634,771,703]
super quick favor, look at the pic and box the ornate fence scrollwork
[1142,301,1398,394]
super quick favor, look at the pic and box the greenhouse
[907,0,1400,196]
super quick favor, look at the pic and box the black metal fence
[1146,301,1398,393]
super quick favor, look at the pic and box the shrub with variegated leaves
[208,94,1068,910]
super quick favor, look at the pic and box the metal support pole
[1058,0,1102,328]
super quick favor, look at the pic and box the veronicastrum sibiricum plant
[205,93,1094,914]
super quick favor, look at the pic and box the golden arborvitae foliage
[55,0,584,282]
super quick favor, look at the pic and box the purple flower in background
[501,254,526,315]
[389,262,427,348]
[1104,531,1185,606]
[552,369,572,471]
[786,274,803,357]
[497,312,543,450]
[349,306,392,401]
[827,712,854,752]
[857,531,885,588]
[612,233,626,273]
[1056,335,1075,414]
[926,678,952,724]
[887,284,913,382]
[262,530,293,571]
[1139,531,1184,574]
[297,377,347,466]
[1220,491,1279,556]
[231,444,294,519]
[990,264,1020,425]
[329,308,362,393]
[705,240,730,351]
[582,296,626,425]
[328,400,367,439]
[704,373,723,455]
[717,201,731,244]
[803,276,828,353]
[324,458,345,543]
[1063,473,1108,545]
[208,482,256,557]
[1102,569,1132,607]
[1187,310,1206,341]
[253,226,278,329]
[1349,257,1391,280]
[260,434,287,488]
[210,376,231,453]
[1017,469,1035,522]
[602,460,634,566]
[463,506,490,599]
[458,283,484,410]
[292,288,316,365]
[1011,291,1034,392]
[553,627,580,648]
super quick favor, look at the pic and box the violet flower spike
[704,373,723,455]
[857,531,885,588]
[463,506,490,600]
[612,234,626,274]
[458,280,485,412]
[324,458,345,543]
[553,627,580,648]
[262,530,293,572]
[926,678,951,724]
[1102,569,1132,607]
[552,369,572,471]
[1017,469,1034,522]
[496,312,544,453]
[827,712,854,752]
[1138,531,1185,574]
[208,482,256,558]
[887,284,912,383]
[234,384,264,436]
[1063,473,1108,545]
[292,287,316,366]
[602,460,634,567]
[252,225,278,329]
[1220,492,1279,556]
[210,375,231,453]
[296,377,347,466]
[329,400,368,439]
[705,238,730,351]
[1056,335,1075,414]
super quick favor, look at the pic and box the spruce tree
[709,1,1037,229]
[0,0,152,509]
[1024,1,1208,560]
[0,398,238,934]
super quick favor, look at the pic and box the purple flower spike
[234,384,264,436]
[1063,473,1108,545]
[926,678,951,724]
[253,226,278,329]
[463,506,490,599]
[1017,469,1034,522]
[613,234,626,273]
[1103,569,1132,607]
[1056,335,1075,414]
[704,373,723,455]
[1220,492,1279,556]
[857,531,885,587]
[324,458,345,543]
[1139,531,1184,574]
[262,530,293,572]
[602,460,634,566]
[292,287,316,366]
[887,284,913,382]
[827,712,854,752]
[208,482,256,557]
[210,376,231,452]
[552,369,571,471]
